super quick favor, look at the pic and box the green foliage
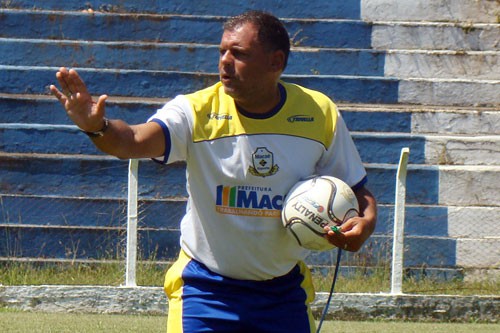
[314,266,391,293]
[0,261,126,286]
[1,261,499,296]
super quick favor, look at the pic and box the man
[51,10,376,333]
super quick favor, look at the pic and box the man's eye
[219,49,246,60]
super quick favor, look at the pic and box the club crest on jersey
[248,147,279,177]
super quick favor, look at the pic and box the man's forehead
[221,23,259,46]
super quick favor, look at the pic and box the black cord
[315,248,342,333]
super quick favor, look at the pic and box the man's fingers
[55,69,73,96]
[55,68,89,98]
[323,227,349,250]
[68,69,89,96]
[52,69,104,122]
[49,85,68,104]
[95,94,109,117]
[64,72,77,95]
[49,84,60,96]
[338,219,355,232]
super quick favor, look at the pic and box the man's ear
[270,50,286,72]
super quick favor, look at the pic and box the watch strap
[81,118,109,138]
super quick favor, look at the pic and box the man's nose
[219,50,233,64]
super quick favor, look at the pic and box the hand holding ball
[282,176,359,251]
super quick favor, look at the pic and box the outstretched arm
[50,67,165,159]
[323,186,377,252]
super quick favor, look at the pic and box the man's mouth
[221,74,234,85]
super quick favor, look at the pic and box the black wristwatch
[81,118,109,138]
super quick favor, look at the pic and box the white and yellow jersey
[149,81,366,280]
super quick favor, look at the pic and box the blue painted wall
[3,0,361,19]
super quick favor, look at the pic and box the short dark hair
[223,10,290,69]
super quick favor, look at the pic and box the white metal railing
[391,147,410,294]
[125,159,139,287]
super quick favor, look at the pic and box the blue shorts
[164,250,316,333]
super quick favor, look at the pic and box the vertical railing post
[391,147,410,295]
[125,159,139,287]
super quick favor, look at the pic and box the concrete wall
[1,285,499,322]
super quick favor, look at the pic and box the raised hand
[50,67,108,132]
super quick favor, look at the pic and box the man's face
[218,22,278,104]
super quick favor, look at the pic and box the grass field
[1,310,499,333]
[1,262,499,332]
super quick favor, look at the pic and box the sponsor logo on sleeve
[287,115,314,123]
[207,113,232,120]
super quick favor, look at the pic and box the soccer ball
[282,176,359,251]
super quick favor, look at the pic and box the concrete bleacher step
[4,94,499,134]
[0,153,186,199]
[371,21,500,51]
[1,38,386,77]
[0,93,164,125]
[0,65,400,104]
[1,151,498,208]
[4,37,499,80]
[362,0,500,23]
[384,50,500,80]
[3,123,499,166]
[2,63,498,106]
[0,9,372,48]
[1,0,363,19]
[399,78,498,107]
